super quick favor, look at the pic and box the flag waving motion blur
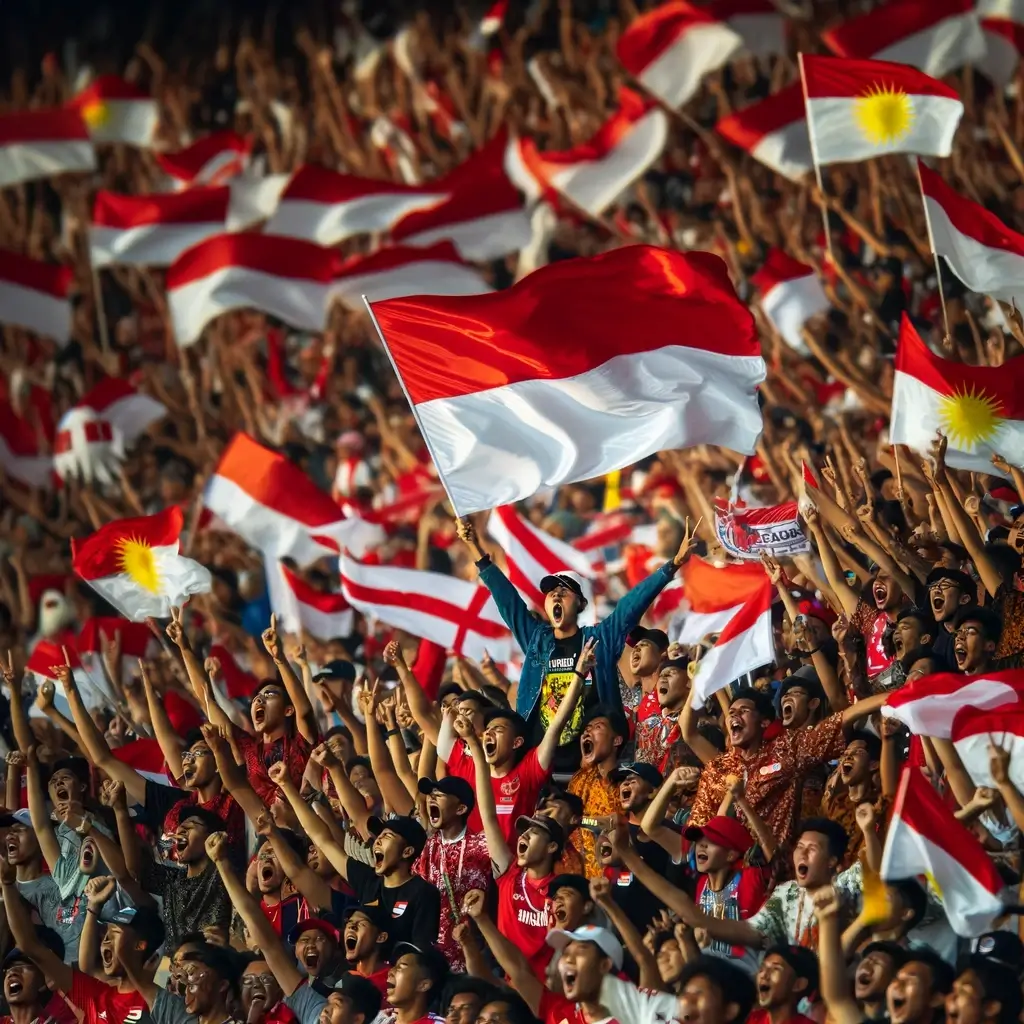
[368,246,765,516]
[72,507,212,621]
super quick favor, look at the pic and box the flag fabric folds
[715,85,811,182]
[751,249,829,353]
[368,246,765,516]
[0,109,96,188]
[881,766,1005,937]
[978,0,1024,85]
[0,249,73,342]
[69,75,160,147]
[71,507,212,621]
[951,705,1024,792]
[276,564,354,640]
[890,314,1024,473]
[802,55,964,165]
[156,130,251,189]
[675,558,769,644]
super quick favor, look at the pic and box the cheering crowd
[2,1,1024,1024]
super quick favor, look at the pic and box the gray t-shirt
[52,819,113,900]
[285,983,328,1024]
[17,874,86,962]
[152,987,243,1024]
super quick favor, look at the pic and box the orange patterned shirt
[567,765,619,878]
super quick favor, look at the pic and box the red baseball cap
[797,598,837,628]
[684,815,753,855]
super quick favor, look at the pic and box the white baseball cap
[546,925,624,970]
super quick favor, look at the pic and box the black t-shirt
[347,861,440,949]
[608,825,675,933]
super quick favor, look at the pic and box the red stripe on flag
[713,580,773,645]
[334,241,465,280]
[715,84,805,150]
[823,0,975,61]
[282,564,350,613]
[72,74,152,103]
[801,54,962,101]
[282,164,445,203]
[0,249,73,296]
[167,233,339,288]
[92,188,230,228]
[72,506,184,580]
[0,108,90,144]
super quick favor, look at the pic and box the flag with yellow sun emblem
[71,506,211,621]
[68,74,159,147]
[890,314,1024,473]
[801,54,964,165]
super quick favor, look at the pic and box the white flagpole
[798,52,834,264]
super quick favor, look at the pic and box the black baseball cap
[971,931,1023,973]
[4,926,64,969]
[391,943,450,990]
[514,814,566,851]
[331,972,383,1020]
[539,572,586,603]
[609,761,663,788]
[548,874,591,900]
[313,660,357,685]
[343,904,391,932]
[417,776,475,814]
[102,904,166,955]
[628,627,669,651]
[367,815,427,857]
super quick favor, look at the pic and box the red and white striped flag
[204,433,346,566]
[709,0,786,58]
[890,314,1024,473]
[339,554,510,661]
[391,132,531,262]
[951,705,1024,791]
[0,402,53,488]
[751,249,829,353]
[676,558,769,644]
[330,242,492,308]
[822,0,986,78]
[715,84,811,182]
[486,505,595,612]
[157,131,251,189]
[505,87,668,217]
[0,249,73,342]
[919,160,1024,309]
[264,165,447,245]
[882,766,1005,936]
[882,668,1024,737]
[166,233,338,346]
[276,564,354,641]
[479,0,508,36]
[616,3,742,110]
[978,0,1024,85]
[90,188,229,268]
[689,579,775,706]
[0,109,96,188]
[69,75,160,147]
[369,246,765,516]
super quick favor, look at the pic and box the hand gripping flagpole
[798,52,835,265]
[361,294,464,518]
[914,159,953,344]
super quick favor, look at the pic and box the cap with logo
[367,815,427,857]
[609,761,663,789]
[546,925,624,971]
[539,571,587,604]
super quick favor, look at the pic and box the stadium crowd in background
[1,2,1024,1024]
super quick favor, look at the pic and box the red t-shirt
[496,867,555,978]
[69,969,148,1024]
[261,894,303,936]
[538,990,620,1024]
[0,992,76,1024]
[748,1012,816,1024]
[354,963,391,996]
[445,744,550,840]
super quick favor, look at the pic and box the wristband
[386,728,402,738]
[573,670,587,680]
[87,906,99,915]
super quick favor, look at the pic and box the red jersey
[496,866,555,978]
[69,970,148,1024]
[748,1012,817,1024]
[261,894,303,936]
[445,744,550,840]
[354,963,391,996]
[0,992,77,1024]
[538,990,620,1024]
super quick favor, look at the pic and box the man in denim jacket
[456,517,697,771]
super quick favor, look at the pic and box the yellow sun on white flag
[937,386,1005,451]
[855,85,914,146]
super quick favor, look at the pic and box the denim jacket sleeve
[477,557,541,652]
[596,560,678,647]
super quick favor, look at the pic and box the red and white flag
[0,402,54,488]
[277,564,354,641]
[715,84,811,182]
[616,3,742,110]
[479,0,508,36]
[25,639,105,716]
[822,0,985,79]
[919,160,1024,309]
[709,0,786,58]
[166,233,338,346]
[882,766,1005,936]
[978,0,1024,85]
[110,738,173,786]
[890,314,1024,473]
[802,55,964,166]
[0,109,96,188]
[204,433,346,566]
[330,242,492,308]
[882,667,1024,737]
[264,165,447,245]
[0,249,73,342]
[71,507,212,621]
[90,188,229,268]
[69,75,160,147]
[369,246,765,516]
[689,579,775,706]
[77,616,160,684]
[339,554,509,661]
[676,558,769,644]
[157,131,251,189]
[751,249,828,353]
[486,505,595,613]
[951,705,1024,792]
[505,88,668,217]
[391,132,531,261]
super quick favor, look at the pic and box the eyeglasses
[927,579,959,592]
[954,625,981,639]
[241,974,277,988]
[181,749,212,764]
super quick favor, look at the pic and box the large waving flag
[72,507,212,620]
[710,0,786,57]
[675,558,769,644]
[822,0,985,79]
[890,315,1024,473]
[0,249,73,342]
[919,160,1024,309]
[157,131,251,189]
[69,75,160,147]
[802,55,964,165]
[368,246,765,516]
[505,88,668,218]
[0,109,96,188]
[615,3,742,110]
[275,564,354,641]
[715,84,810,182]
[882,766,1005,936]
[951,705,1024,791]
[979,0,1024,85]
[751,249,828,353]
[689,579,775,707]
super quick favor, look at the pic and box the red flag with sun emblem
[71,506,212,621]
[890,314,1024,474]
[800,54,964,166]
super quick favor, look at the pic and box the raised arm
[805,508,862,618]
[140,660,185,780]
[201,723,269,825]
[384,640,441,745]
[358,681,414,816]
[536,639,592,770]
[589,876,661,990]
[261,618,318,744]
[454,711,512,876]
[730,775,778,862]
[990,742,1024,834]
[80,875,117,977]
[24,746,61,870]
[0,866,73,994]
[255,810,336,911]
[165,608,235,734]
[814,886,862,1024]
[103,779,144,882]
